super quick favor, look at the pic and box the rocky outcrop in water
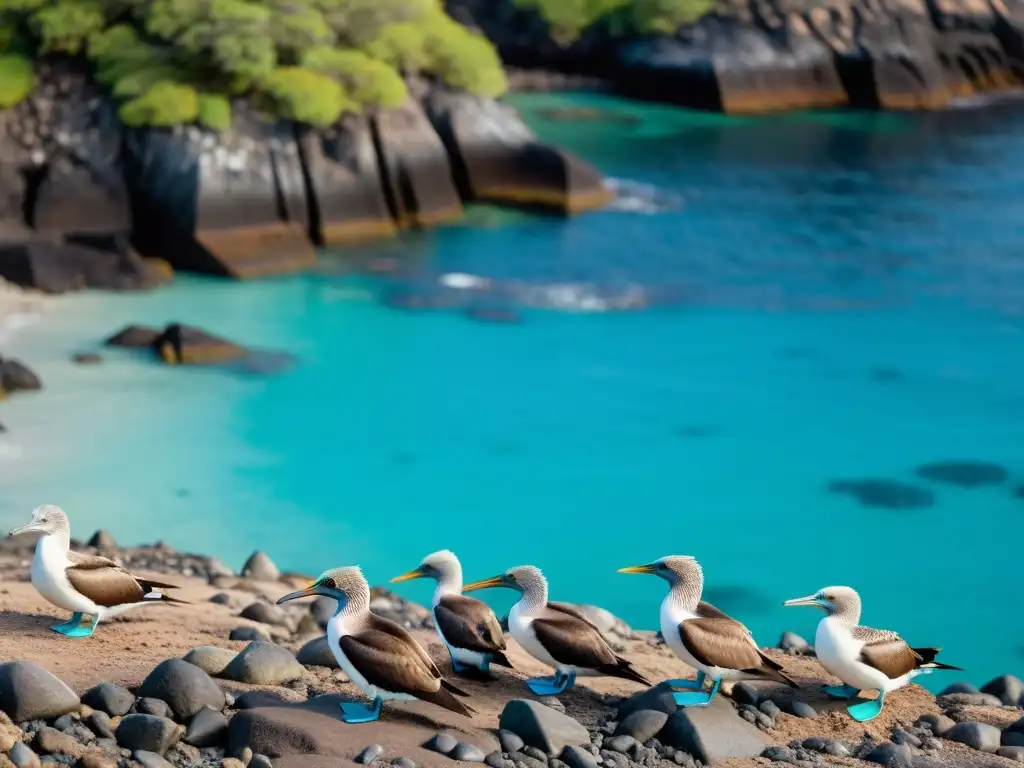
[0,61,612,293]
[445,0,1024,113]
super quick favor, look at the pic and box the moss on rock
[512,0,716,41]
[0,0,510,127]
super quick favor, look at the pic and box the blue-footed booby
[277,565,474,723]
[390,549,513,675]
[8,505,185,637]
[619,556,797,707]
[462,565,650,695]
[784,586,961,722]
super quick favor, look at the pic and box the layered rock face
[0,62,612,291]
[446,0,1024,113]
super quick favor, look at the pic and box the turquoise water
[2,93,1024,689]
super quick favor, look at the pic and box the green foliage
[30,0,105,54]
[631,0,716,33]
[119,80,198,126]
[0,53,35,107]
[422,16,507,98]
[1,0,512,125]
[514,0,714,39]
[197,92,232,129]
[259,65,350,126]
[300,45,407,107]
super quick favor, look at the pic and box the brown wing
[339,630,441,695]
[65,559,145,607]
[531,614,618,669]
[679,618,764,670]
[367,613,444,677]
[435,595,506,654]
[854,627,921,679]
[695,601,734,620]
[548,602,600,628]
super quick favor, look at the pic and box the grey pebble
[484,751,505,768]
[998,746,1024,762]
[515,757,547,768]
[731,682,760,707]
[944,721,1001,752]
[115,714,179,755]
[209,593,232,605]
[917,713,956,736]
[778,631,811,655]
[229,626,270,643]
[391,758,416,768]
[52,715,75,732]
[426,732,459,755]
[85,711,114,739]
[761,745,795,762]
[980,674,1024,706]
[891,727,921,748]
[788,700,818,718]
[133,750,174,768]
[134,698,172,719]
[558,745,598,768]
[522,746,548,762]
[451,743,487,762]
[9,741,41,768]
[538,697,565,713]
[240,602,291,627]
[355,744,383,764]
[499,730,525,754]
[614,710,668,744]
[864,742,912,767]
[82,683,135,717]
[603,735,634,754]
[757,699,780,719]
[183,707,228,748]
[939,681,978,695]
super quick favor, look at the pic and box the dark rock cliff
[0,61,612,293]
[445,0,1024,113]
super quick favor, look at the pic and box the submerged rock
[914,460,1009,488]
[827,478,935,510]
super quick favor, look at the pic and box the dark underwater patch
[914,460,1009,488]
[869,367,903,383]
[703,585,776,617]
[828,478,935,510]
[1013,485,1024,499]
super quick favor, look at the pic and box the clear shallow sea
[2,92,1023,690]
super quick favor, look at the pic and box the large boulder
[659,695,767,763]
[221,642,305,685]
[294,119,395,246]
[122,104,315,280]
[498,699,590,756]
[425,90,611,215]
[136,659,225,721]
[370,99,463,229]
[0,661,80,722]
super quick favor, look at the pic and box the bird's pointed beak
[277,581,324,604]
[462,575,505,593]
[783,594,822,608]
[8,522,42,537]
[617,564,656,575]
[390,567,426,584]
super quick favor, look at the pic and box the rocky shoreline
[445,0,1024,114]
[0,60,611,296]
[1,532,1023,768]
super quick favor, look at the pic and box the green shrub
[258,65,350,126]
[423,16,508,98]
[197,92,233,129]
[361,21,428,72]
[513,0,631,42]
[632,0,716,33]
[300,45,408,107]
[119,80,199,126]
[0,54,35,107]
[30,0,105,54]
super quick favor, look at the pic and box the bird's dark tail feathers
[914,647,963,672]
[426,684,475,716]
[441,679,472,698]
[602,657,652,687]
[140,580,190,605]
[751,653,800,688]
[490,651,514,669]
[141,578,181,590]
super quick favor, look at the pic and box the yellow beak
[390,567,426,584]
[617,564,655,575]
[462,575,505,593]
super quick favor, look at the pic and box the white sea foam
[604,177,685,214]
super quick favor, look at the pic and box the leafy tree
[0,54,36,107]
[423,16,507,98]
[301,45,407,107]
[513,0,631,42]
[632,0,715,33]
[119,80,199,125]
[30,0,106,54]
[361,21,427,72]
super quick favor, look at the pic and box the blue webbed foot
[50,612,83,634]
[53,614,96,637]
[526,671,575,696]
[847,692,885,722]
[821,684,859,700]
[668,672,706,691]
[452,660,470,672]
[339,697,382,724]
[673,676,720,708]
